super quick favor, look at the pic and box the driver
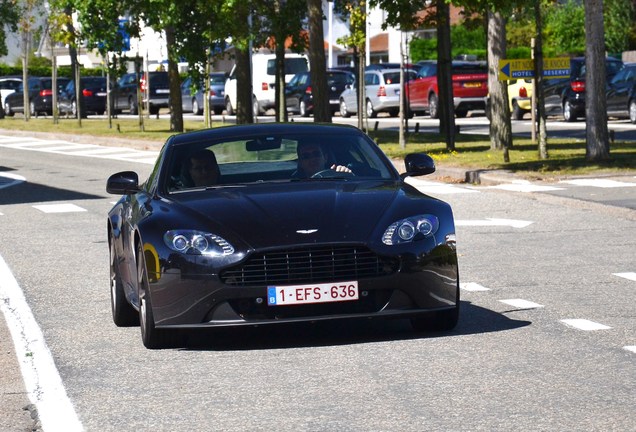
[293,142,352,178]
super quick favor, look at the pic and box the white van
[224,53,309,116]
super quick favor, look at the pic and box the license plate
[156,89,170,94]
[96,92,107,96]
[329,99,339,104]
[268,281,358,306]
[463,82,482,88]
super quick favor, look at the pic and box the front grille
[220,245,398,287]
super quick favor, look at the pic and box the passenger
[184,149,220,187]
[293,142,352,178]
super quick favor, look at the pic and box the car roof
[168,122,364,147]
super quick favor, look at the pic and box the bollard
[415,123,420,133]
[374,121,379,132]
[610,130,615,144]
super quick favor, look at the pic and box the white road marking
[560,319,611,331]
[32,204,87,213]
[560,179,636,188]
[499,299,544,309]
[406,177,478,194]
[455,218,533,228]
[0,135,157,165]
[488,180,564,193]
[624,346,636,354]
[460,282,491,292]
[0,172,26,189]
[613,272,636,282]
[0,253,83,431]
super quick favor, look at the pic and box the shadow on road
[0,180,103,205]
[176,300,531,351]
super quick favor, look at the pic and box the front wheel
[29,101,36,117]
[428,93,439,119]
[512,100,524,120]
[339,99,351,118]
[629,99,636,124]
[252,97,261,117]
[110,238,138,327]
[299,99,309,117]
[366,99,377,118]
[225,98,234,116]
[563,100,577,122]
[129,97,138,115]
[4,102,14,117]
[137,242,174,349]
[192,98,202,115]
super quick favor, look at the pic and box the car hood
[167,180,435,249]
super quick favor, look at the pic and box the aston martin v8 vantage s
[107,123,460,349]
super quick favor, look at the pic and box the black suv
[4,77,70,117]
[112,71,170,115]
[543,56,624,121]
[285,70,354,116]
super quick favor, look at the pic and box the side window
[364,73,373,86]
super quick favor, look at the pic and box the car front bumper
[146,243,459,329]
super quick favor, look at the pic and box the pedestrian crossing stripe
[32,204,87,213]
[560,179,636,188]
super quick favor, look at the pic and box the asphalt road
[0,131,635,431]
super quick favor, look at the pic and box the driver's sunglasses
[300,150,323,160]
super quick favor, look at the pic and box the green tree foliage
[544,0,586,55]
[604,0,635,53]
[0,0,20,56]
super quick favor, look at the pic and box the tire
[366,99,377,118]
[4,102,14,117]
[149,105,159,115]
[629,99,636,124]
[192,98,202,115]
[339,99,351,118]
[225,98,234,116]
[110,238,138,327]
[563,100,576,122]
[213,106,223,115]
[455,110,468,118]
[428,93,439,119]
[29,101,36,117]
[137,242,175,349]
[512,100,524,120]
[129,97,138,115]
[411,304,460,333]
[388,109,399,118]
[299,99,309,117]
[252,97,261,117]
[71,100,78,117]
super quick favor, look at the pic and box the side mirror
[402,153,435,178]
[107,171,140,195]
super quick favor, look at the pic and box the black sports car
[107,123,460,349]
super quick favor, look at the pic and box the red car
[407,61,488,118]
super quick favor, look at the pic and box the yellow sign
[498,58,571,80]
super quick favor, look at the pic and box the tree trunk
[164,26,183,132]
[306,0,331,122]
[235,48,254,124]
[487,11,512,162]
[585,0,610,161]
[275,30,288,122]
[534,0,549,159]
[436,0,455,151]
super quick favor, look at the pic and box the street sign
[498,58,571,80]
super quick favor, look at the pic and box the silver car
[339,68,416,118]
[181,72,227,115]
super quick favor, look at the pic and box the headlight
[382,215,439,245]
[164,230,234,256]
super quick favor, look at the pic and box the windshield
[165,131,394,192]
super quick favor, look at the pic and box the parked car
[606,63,636,123]
[485,78,534,121]
[58,76,109,117]
[543,56,624,121]
[106,122,460,348]
[181,72,227,115]
[224,53,309,116]
[285,69,354,116]
[4,77,70,117]
[112,71,170,115]
[406,61,489,118]
[339,68,417,118]
[0,76,22,106]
